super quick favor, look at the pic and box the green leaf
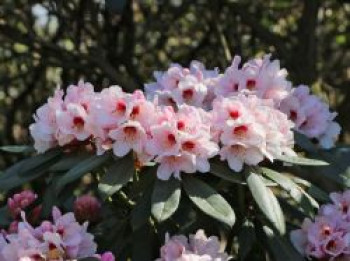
[183,176,235,227]
[0,145,34,154]
[98,154,135,200]
[307,184,330,202]
[210,158,246,184]
[260,167,319,210]
[276,155,328,166]
[78,258,100,261]
[0,150,62,191]
[56,154,110,194]
[0,207,11,227]
[49,154,91,172]
[131,185,153,231]
[238,220,256,260]
[246,171,285,234]
[151,177,181,222]
[260,225,304,261]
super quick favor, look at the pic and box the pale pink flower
[220,145,264,172]
[56,103,91,145]
[156,230,230,261]
[109,120,147,157]
[280,85,340,148]
[29,88,64,153]
[155,153,196,180]
[145,61,219,109]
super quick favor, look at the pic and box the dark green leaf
[246,171,285,234]
[307,184,330,202]
[276,155,328,166]
[294,132,318,153]
[0,207,11,227]
[0,145,34,154]
[183,176,235,227]
[98,154,135,200]
[151,177,181,222]
[210,158,246,184]
[238,220,256,260]
[78,258,100,261]
[131,185,153,230]
[0,151,61,191]
[260,167,319,210]
[132,223,154,261]
[56,154,110,194]
[261,225,303,261]
[49,154,91,172]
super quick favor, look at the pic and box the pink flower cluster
[29,54,341,178]
[156,229,230,261]
[290,190,350,260]
[211,94,295,172]
[279,85,341,149]
[7,190,37,219]
[145,61,219,110]
[145,55,340,148]
[0,207,115,261]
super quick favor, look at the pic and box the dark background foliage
[0,0,349,166]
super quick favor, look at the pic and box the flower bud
[74,195,101,223]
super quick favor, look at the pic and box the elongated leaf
[183,176,235,227]
[56,154,110,194]
[98,154,135,200]
[246,172,285,234]
[260,225,303,261]
[277,155,328,166]
[210,158,245,184]
[151,177,181,222]
[0,145,34,154]
[131,185,153,230]
[78,258,99,261]
[0,207,11,227]
[260,167,319,210]
[0,150,61,191]
[238,220,256,260]
[49,154,91,172]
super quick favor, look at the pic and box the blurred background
[0,0,349,168]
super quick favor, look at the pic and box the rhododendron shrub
[0,54,348,261]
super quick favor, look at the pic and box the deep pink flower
[7,190,37,219]
[74,195,101,223]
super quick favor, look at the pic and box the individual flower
[7,190,37,219]
[29,88,64,153]
[279,85,341,148]
[74,195,102,223]
[156,229,230,261]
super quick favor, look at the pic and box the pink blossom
[211,95,295,171]
[156,230,230,261]
[74,195,101,223]
[7,190,37,219]
[291,190,350,260]
[280,85,340,148]
[214,55,291,105]
[56,103,91,146]
[145,61,219,109]
[29,88,64,153]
